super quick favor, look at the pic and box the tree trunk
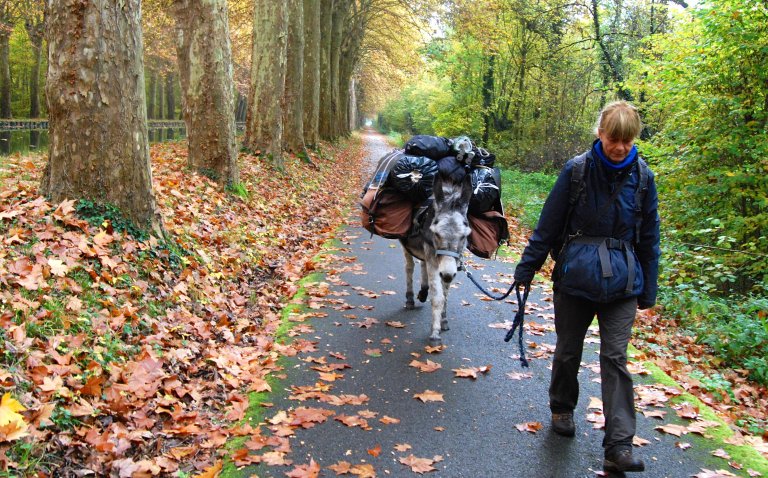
[328,0,346,138]
[318,0,334,139]
[156,72,164,119]
[42,0,162,234]
[165,72,176,120]
[173,0,238,186]
[244,0,288,169]
[482,53,495,145]
[25,18,45,119]
[283,0,305,154]
[302,0,321,148]
[147,70,156,119]
[0,32,11,118]
[348,76,356,131]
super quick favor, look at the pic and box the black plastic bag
[469,167,501,215]
[389,155,438,202]
[404,135,453,160]
[436,155,468,183]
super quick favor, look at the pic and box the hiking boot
[551,412,575,437]
[604,449,645,472]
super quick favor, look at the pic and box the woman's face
[598,130,634,163]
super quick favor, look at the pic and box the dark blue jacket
[514,147,661,307]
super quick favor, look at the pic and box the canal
[0,126,188,156]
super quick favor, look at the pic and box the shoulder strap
[559,152,589,244]
[569,153,588,207]
[633,159,650,243]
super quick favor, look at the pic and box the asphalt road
[254,132,724,478]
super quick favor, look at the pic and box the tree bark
[147,70,156,119]
[173,0,238,186]
[42,0,162,234]
[25,15,45,118]
[244,0,288,169]
[318,0,334,139]
[328,0,347,138]
[283,0,305,154]
[165,72,176,120]
[302,0,321,148]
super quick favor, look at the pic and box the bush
[660,287,768,386]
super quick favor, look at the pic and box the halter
[435,249,463,260]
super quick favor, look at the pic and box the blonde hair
[595,101,642,141]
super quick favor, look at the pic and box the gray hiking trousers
[549,291,638,454]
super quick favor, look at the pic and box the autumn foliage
[0,138,366,474]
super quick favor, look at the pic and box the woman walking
[514,101,661,473]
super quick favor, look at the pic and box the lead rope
[504,283,530,368]
[462,265,530,367]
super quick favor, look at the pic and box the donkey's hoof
[405,301,415,310]
[440,320,450,331]
[417,288,429,302]
[428,336,443,347]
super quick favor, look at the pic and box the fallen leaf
[413,390,444,403]
[515,421,543,434]
[398,454,436,474]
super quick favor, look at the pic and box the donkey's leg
[440,280,450,331]
[427,261,446,346]
[403,248,416,310]
[417,259,429,302]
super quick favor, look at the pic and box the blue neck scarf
[593,140,637,170]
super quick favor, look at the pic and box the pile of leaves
[0,139,367,475]
[633,309,768,439]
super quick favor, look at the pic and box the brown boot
[551,412,575,437]
[604,449,645,472]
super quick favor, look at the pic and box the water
[0,127,187,156]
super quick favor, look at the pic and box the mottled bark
[245,0,289,169]
[328,0,346,138]
[173,0,238,186]
[318,0,333,139]
[302,0,321,148]
[42,0,162,234]
[283,0,305,153]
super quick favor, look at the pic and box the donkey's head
[430,172,473,283]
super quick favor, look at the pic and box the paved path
[251,132,724,478]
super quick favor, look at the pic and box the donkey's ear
[433,173,445,203]
[460,173,473,205]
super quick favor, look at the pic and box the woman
[514,101,660,473]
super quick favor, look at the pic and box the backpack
[565,153,650,245]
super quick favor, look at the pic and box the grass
[499,168,556,230]
[630,346,768,475]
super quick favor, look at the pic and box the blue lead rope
[504,282,531,368]
[463,267,530,368]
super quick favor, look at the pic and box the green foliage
[75,200,148,241]
[660,287,768,386]
[636,0,768,296]
[226,181,250,200]
[499,168,556,229]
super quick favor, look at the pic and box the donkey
[400,172,473,346]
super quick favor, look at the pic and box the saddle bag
[360,187,413,239]
[467,210,509,259]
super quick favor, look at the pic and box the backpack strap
[559,152,589,245]
[633,159,649,244]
